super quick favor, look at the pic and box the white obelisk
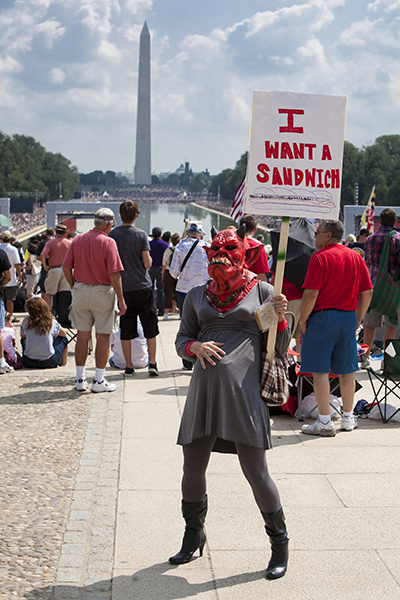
[134,22,151,185]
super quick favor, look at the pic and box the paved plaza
[1,315,400,599]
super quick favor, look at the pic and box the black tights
[181,435,281,514]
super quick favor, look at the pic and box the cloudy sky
[0,0,399,176]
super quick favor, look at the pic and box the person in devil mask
[169,226,291,580]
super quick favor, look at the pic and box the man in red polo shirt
[299,220,372,436]
[63,208,126,393]
[40,224,71,308]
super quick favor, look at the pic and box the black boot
[261,507,289,580]
[169,495,207,564]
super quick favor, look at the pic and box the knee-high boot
[169,495,208,564]
[261,506,289,580]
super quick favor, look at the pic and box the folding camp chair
[55,291,77,345]
[366,339,400,423]
[297,372,343,421]
[291,345,368,421]
[55,291,92,355]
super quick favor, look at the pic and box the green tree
[209,152,248,200]
[0,131,79,199]
[188,172,210,193]
[340,141,365,208]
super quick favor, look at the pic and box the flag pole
[267,216,290,362]
[367,185,376,206]
[360,185,376,233]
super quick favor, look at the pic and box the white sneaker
[75,378,87,391]
[341,415,358,431]
[360,358,370,369]
[0,363,14,374]
[91,378,116,393]
[302,419,336,437]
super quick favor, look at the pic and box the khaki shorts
[363,307,395,328]
[44,267,71,295]
[287,298,303,340]
[69,282,118,334]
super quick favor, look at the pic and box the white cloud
[125,0,153,14]
[0,0,399,175]
[98,39,123,61]
[36,19,65,48]
[154,93,193,122]
[0,55,23,74]
[49,67,66,83]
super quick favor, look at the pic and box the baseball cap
[188,221,204,233]
[1,230,12,241]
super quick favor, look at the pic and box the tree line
[0,132,79,200]
[209,135,400,208]
[1,130,399,207]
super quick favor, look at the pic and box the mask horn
[236,224,246,239]
[211,226,218,239]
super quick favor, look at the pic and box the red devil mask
[205,227,263,295]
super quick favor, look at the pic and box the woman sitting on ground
[20,297,68,369]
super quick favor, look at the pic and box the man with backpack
[363,208,400,367]
[170,222,209,369]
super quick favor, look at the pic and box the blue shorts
[301,309,358,375]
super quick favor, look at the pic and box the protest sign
[244,90,347,220]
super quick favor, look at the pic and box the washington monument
[134,22,151,185]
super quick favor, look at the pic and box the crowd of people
[2,202,400,581]
[8,204,47,235]
[6,191,277,240]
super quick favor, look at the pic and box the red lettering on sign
[331,169,340,188]
[294,169,303,186]
[321,145,332,160]
[255,165,340,189]
[293,143,304,159]
[272,167,283,185]
[305,143,316,159]
[265,141,279,159]
[324,170,331,188]
[256,163,270,183]
[305,169,316,186]
[283,168,292,185]
[281,142,294,160]
[278,109,304,133]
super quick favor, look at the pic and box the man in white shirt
[170,222,209,369]
[0,231,22,320]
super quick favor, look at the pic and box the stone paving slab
[210,550,400,600]
[0,364,92,599]
[110,321,400,600]
[2,316,400,599]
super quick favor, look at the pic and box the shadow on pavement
[25,561,267,600]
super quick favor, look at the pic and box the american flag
[230,176,246,223]
[360,186,375,233]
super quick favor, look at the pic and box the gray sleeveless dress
[175,282,291,451]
